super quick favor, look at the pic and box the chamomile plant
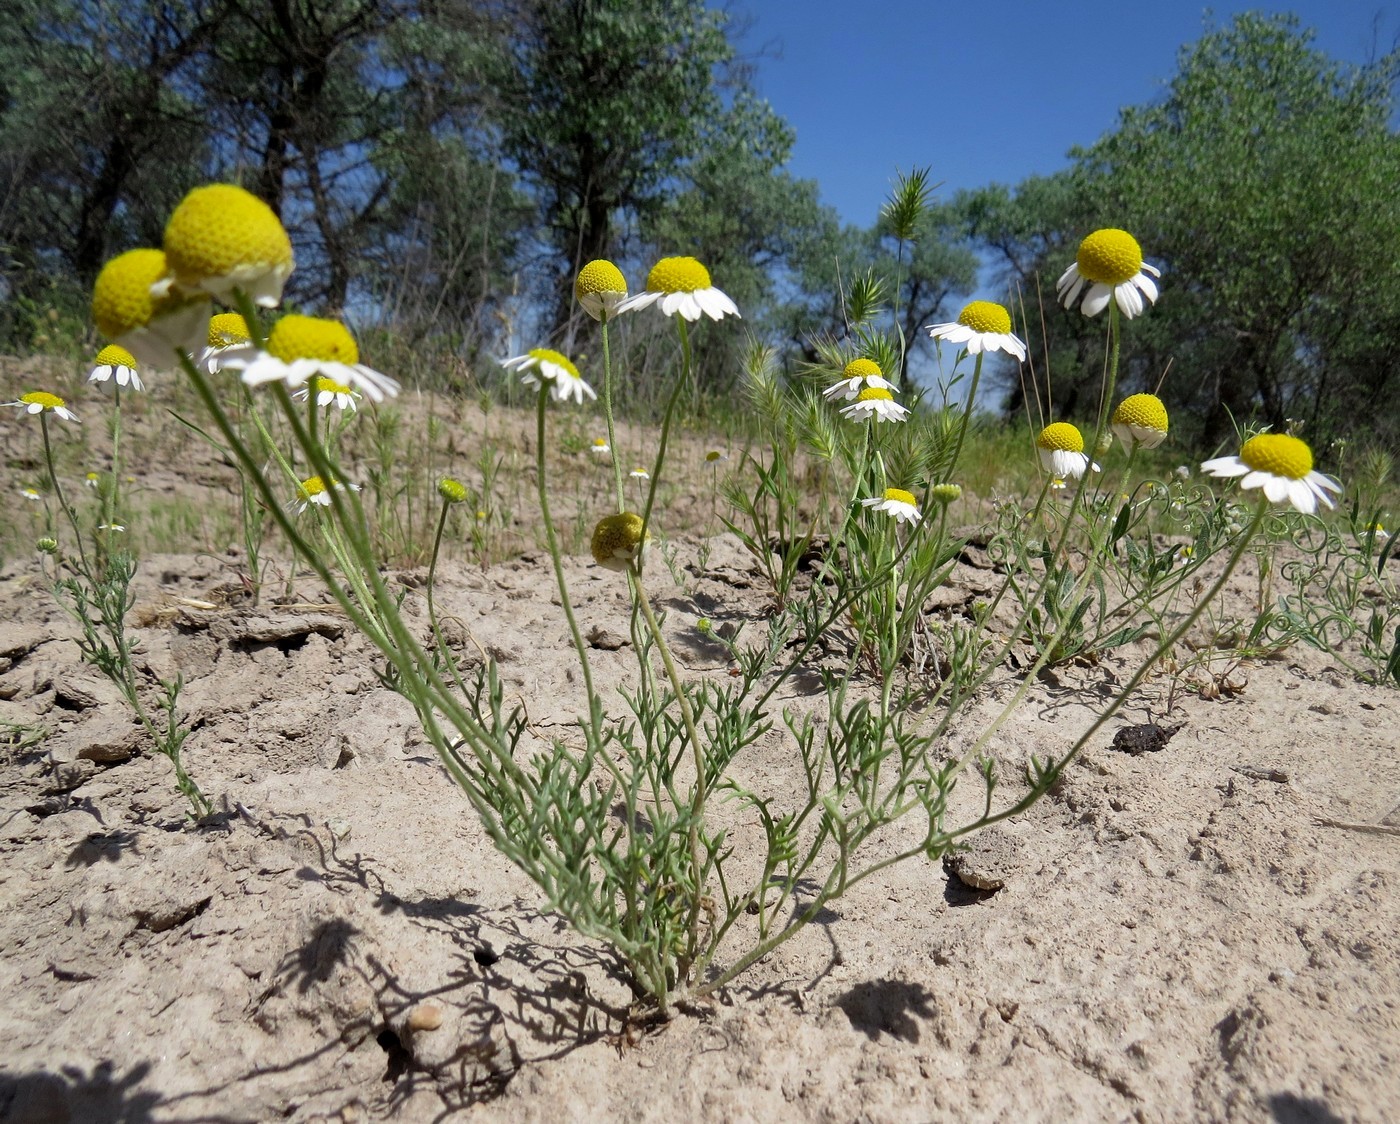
[73,175,1359,1020]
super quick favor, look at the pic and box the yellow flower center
[208,313,251,346]
[21,391,65,410]
[575,259,627,298]
[91,248,168,339]
[267,315,359,364]
[1038,422,1085,452]
[1239,433,1313,480]
[95,344,137,368]
[1112,393,1169,433]
[163,184,293,286]
[856,387,894,403]
[437,478,468,504]
[956,301,1012,334]
[843,357,883,380]
[884,487,917,506]
[527,347,580,378]
[309,375,353,396]
[593,437,609,448]
[1076,229,1144,285]
[645,256,712,294]
[591,511,648,569]
[300,476,327,497]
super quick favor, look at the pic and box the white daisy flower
[823,357,895,402]
[1037,422,1099,479]
[1111,393,1169,450]
[88,345,144,391]
[629,467,650,480]
[97,522,126,533]
[575,260,629,321]
[1057,228,1160,319]
[292,475,361,514]
[293,376,360,412]
[227,315,399,403]
[199,313,257,375]
[926,300,1027,361]
[8,391,78,423]
[614,256,739,322]
[163,183,294,308]
[861,487,922,525]
[1200,433,1341,515]
[91,248,210,369]
[839,386,909,423]
[502,348,596,405]
[21,486,42,501]
[591,512,649,573]
[590,437,611,455]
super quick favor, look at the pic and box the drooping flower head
[575,260,628,321]
[861,487,922,525]
[1057,229,1160,319]
[591,511,649,572]
[92,248,209,368]
[823,357,895,402]
[200,312,256,374]
[1200,433,1341,515]
[89,345,143,392]
[501,348,596,405]
[839,385,909,424]
[163,184,294,307]
[1037,422,1098,479]
[7,391,79,423]
[227,315,399,402]
[615,256,739,322]
[1111,393,1169,450]
[926,301,1027,361]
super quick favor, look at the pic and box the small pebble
[407,1002,444,1031]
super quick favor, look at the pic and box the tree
[970,14,1400,446]
[484,0,731,331]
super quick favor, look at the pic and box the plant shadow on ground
[249,809,638,1111]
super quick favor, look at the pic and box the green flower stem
[107,383,123,540]
[632,571,708,1000]
[949,495,1270,787]
[944,350,983,483]
[39,413,91,576]
[533,385,601,726]
[426,498,451,653]
[600,314,625,512]
[640,316,691,541]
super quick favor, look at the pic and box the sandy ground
[0,524,1397,1124]
[1,362,1397,1122]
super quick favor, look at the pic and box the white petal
[1081,284,1112,317]
[614,290,661,315]
[1261,475,1291,503]
[1135,272,1159,304]
[1055,262,1080,296]
[1200,456,1248,478]
[1287,479,1317,514]
[1115,283,1144,318]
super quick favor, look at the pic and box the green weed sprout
[13,374,209,818]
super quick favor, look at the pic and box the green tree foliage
[967,14,1400,447]
[484,0,732,329]
[0,0,218,342]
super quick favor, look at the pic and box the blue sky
[740,2,1398,226]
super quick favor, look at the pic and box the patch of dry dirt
[0,524,1397,1123]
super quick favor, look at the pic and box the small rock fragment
[407,1002,444,1031]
